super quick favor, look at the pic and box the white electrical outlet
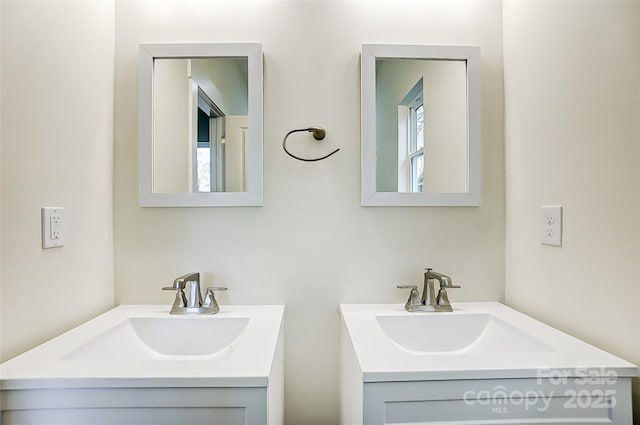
[42,207,64,248]
[540,205,562,246]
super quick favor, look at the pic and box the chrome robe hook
[282,127,340,162]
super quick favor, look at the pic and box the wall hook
[282,127,340,162]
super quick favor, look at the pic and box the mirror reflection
[376,59,467,193]
[153,57,249,193]
[139,43,262,207]
[361,44,480,206]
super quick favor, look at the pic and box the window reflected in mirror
[362,44,480,206]
[376,59,467,194]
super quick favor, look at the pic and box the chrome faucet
[162,272,227,315]
[397,268,461,312]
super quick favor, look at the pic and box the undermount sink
[64,316,250,360]
[376,313,552,354]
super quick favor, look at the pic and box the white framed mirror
[139,43,263,207]
[361,44,481,206]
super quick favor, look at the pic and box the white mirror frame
[139,43,263,207]
[361,44,481,206]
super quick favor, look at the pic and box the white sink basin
[376,313,552,354]
[340,302,638,382]
[0,305,284,387]
[64,316,250,360]
[340,303,638,424]
[1,305,286,425]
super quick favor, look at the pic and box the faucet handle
[206,286,228,292]
[397,285,421,307]
[162,285,184,290]
[162,288,187,309]
[202,287,227,314]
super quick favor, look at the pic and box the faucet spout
[397,268,461,312]
[424,268,456,288]
[171,272,200,289]
[162,272,226,315]
[163,272,202,307]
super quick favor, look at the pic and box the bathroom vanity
[340,302,638,425]
[0,305,285,425]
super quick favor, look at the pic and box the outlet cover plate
[42,207,64,249]
[540,205,562,246]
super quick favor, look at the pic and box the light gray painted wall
[1,0,115,361]
[113,2,505,424]
[503,1,640,422]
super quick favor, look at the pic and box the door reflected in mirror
[139,43,262,207]
[153,57,249,194]
[376,59,467,194]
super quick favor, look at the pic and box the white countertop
[340,302,638,383]
[0,305,285,389]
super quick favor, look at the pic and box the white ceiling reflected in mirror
[139,43,263,207]
[361,44,481,206]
